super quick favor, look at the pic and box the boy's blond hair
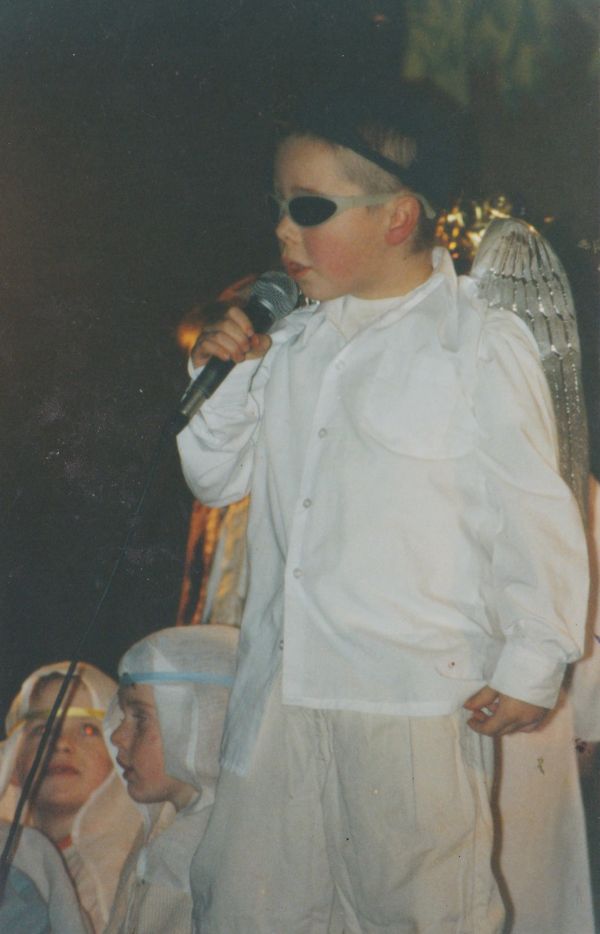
[282,124,437,254]
[331,125,437,253]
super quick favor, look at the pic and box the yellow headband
[7,707,105,738]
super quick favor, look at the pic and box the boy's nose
[53,727,75,751]
[275,212,300,244]
[110,722,125,749]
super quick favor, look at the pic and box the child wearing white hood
[0,662,142,932]
[105,624,238,934]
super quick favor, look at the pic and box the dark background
[1,0,598,721]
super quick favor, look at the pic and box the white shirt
[105,794,213,934]
[178,249,588,775]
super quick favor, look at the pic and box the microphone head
[250,271,300,322]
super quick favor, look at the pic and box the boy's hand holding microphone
[191,304,272,368]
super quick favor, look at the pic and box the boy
[105,624,238,934]
[0,663,142,932]
[178,87,588,933]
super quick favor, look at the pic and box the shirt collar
[323,247,456,340]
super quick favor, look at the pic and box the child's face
[13,680,113,819]
[111,684,196,812]
[274,136,393,301]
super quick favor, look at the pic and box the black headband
[311,127,413,185]
[285,84,463,216]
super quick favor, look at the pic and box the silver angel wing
[471,217,589,520]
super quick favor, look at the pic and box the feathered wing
[471,217,589,520]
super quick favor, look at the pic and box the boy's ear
[384,194,421,247]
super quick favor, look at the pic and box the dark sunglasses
[267,192,394,228]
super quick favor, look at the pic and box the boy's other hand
[190,305,272,368]
[463,686,549,736]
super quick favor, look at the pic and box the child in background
[0,663,142,932]
[0,820,89,933]
[178,84,589,933]
[105,624,238,934]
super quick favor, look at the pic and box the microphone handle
[182,357,235,410]
[168,357,235,435]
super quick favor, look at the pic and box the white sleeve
[177,355,266,506]
[475,310,589,708]
[176,313,302,507]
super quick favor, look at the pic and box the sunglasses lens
[289,196,337,227]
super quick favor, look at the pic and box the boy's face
[13,680,113,820]
[110,684,196,812]
[274,136,393,302]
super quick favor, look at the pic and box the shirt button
[279,639,284,650]
[302,498,312,509]
[293,567,302,579]
[318,428,327,438]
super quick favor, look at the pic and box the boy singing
[178,86,588,933]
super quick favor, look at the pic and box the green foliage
[402,0,599,103]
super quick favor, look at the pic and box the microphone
[170,271,299,434]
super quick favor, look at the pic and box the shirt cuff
[489,642,567,709]
[188,356,202,378]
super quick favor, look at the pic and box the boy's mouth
[283,259,310,278]
[45,764,79,777]
[117,759,134,780]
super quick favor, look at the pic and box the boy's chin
[128,792,162,810]
[303,285,343,303]
[126,783,171,808]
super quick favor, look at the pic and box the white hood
[0,661,142,928]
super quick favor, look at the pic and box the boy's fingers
[467,714,501,735]
[208,331,249,360]
[192,335,243,367]
[192,317,252,363]
[189,287,280,368]
[226,305,255,335]
[217,315,254,344]
[466,700,503,734]
[190,304,270,367]
[463,686,497,709]
[191,327,271,367]
[466,691,549,736]
[247,334,272,358]
[467,711,515,736]
[464,687,505,735]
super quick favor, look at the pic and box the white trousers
[191,676,504,934]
